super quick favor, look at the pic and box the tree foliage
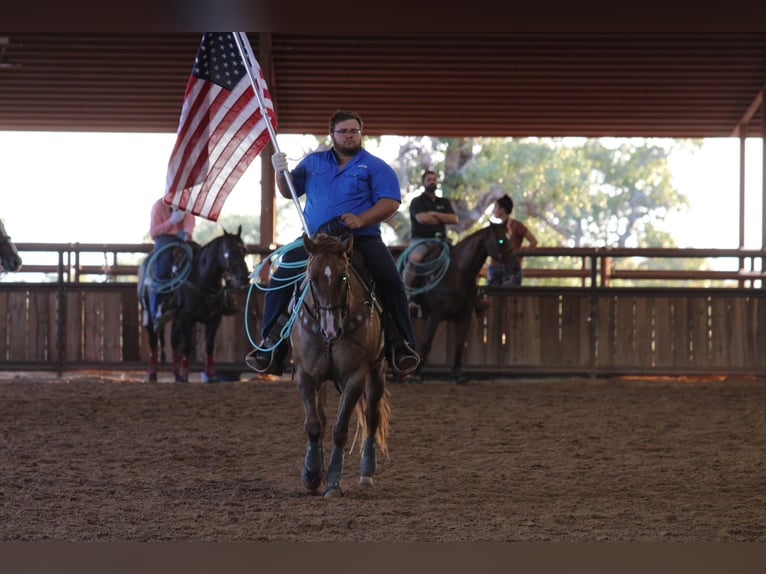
[192,215,260,246]
[388,136,699,249]
[144,215,261,246]
[162,136,696,252]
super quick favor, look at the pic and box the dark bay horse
[138,226,250,383]
[0,219,22,273]
[406,222,519,385]
[291,232,390,497]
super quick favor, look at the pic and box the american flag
[164,32,277,221]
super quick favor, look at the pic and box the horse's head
[303,232,354,342]
[486,222,520,275]
[0,219,22,273]
[218,225,250,288]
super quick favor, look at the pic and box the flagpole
[232,32,310,237]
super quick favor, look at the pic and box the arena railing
[4,243,766,288]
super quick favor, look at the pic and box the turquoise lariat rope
[395,238,451,296]
[244,239,309,351]
[139,241,194,303]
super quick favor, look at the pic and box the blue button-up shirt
[290,148,401,237]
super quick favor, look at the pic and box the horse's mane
[310,232,351,254]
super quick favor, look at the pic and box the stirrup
[246,339,283,375]
[390,340,420,376]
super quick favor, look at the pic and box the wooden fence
[2,243,766,378]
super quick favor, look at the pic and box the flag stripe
[164,32,276,222]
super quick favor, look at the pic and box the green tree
[389,136,697,249]
[192,214,260,245]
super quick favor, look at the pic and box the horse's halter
[486,224,514,260]
[217,235,247,288]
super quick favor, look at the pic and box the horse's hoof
[323,486,343,498]
[175,375,188,383]
[302,469,322,492]
[148,373,157,383]
[201,373,218,384]
[455,377,468,386]
[358,476,374,487]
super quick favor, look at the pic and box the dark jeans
[487,261,523,287]
[261,235,416,347]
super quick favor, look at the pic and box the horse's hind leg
[324,381,364,497]
[359,436,376,486]
[359,366,386,486]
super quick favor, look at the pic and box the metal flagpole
[232,31,310,237]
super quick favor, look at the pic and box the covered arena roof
[1,32,766,138]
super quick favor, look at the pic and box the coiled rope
[396,238,451,296]
[139,241,194,302]
[244,239,309,351]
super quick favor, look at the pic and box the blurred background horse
[138,226,250,383]
[0,219,22,273]
[399,222,519,385]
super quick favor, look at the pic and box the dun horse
[138,226,250,383]
[406,222,519,385]
[0,219,22,273]
[291,232,390,497]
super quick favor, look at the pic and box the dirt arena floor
[1,369,765,542]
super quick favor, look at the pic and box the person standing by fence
[487,194,537,286]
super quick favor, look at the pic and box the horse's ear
[340,234,353,254]
[302,233,314,254]
[237,224,242,237]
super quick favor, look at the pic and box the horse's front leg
[297,373,326,493]
[324,377,365,498]
[146,322,159,382]
[201,318,222,384]
[172,320,191,383]
[451,315,473,386]
[410,317,440,383]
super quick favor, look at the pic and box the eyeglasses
[333,129,362,135]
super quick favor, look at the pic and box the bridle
[485,223,514,261]
[307,258,351,324]
[199,234,246,292]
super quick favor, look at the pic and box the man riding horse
[247,110,420,377]
[402,170,458,314]
[147,197,196,332]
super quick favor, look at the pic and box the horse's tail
[355,387,391,458]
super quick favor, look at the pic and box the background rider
[403,170,458,297]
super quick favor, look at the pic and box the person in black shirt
[403,170,458,296]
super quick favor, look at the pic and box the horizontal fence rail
[2,243,766,377]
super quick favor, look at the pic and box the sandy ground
[1,370,765,542]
